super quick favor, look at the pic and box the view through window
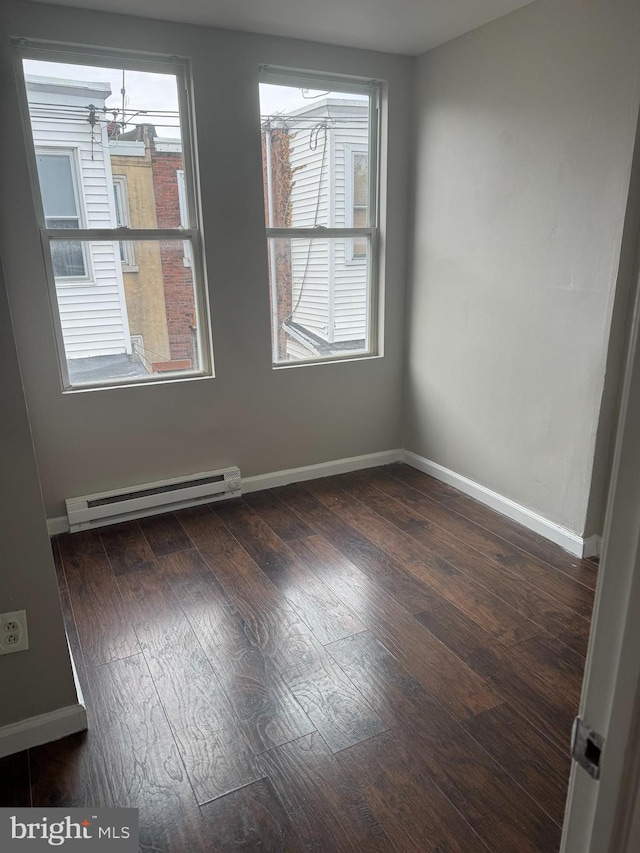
[259,70,379,365]
[20,50,208,389]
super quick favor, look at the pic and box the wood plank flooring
[0,464,595,851]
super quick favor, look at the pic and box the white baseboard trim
[46,448,600,558]
[47,450,403,536]
[48,515,69,536]
[402,450,600,558]
[242,449,403,494]
[582,534,602,560]
[0,703,87,759]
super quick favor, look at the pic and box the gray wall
[0,258,77,728]
[584,105,640,538]
[405,0,640,536]
[0,1,412,520]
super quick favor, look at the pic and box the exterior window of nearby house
[259,67,381,366]
[176,170,192,268]
[346,146,369,260]
[17,42,211,391]
[35,149,87,279]
[112,175,137,270]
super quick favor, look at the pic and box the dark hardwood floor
[0,463,595,851]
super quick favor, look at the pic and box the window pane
[268,236,370,363]
[113,182,126,226]
[352,207,367,259]
[23,59,189,231]
[36,153,78,217]
[51,240,86,278]
[353,153,368,207]
[259,83,370,228]
[49,238,203,386]
[353,208,367,227]
[46,218,80,230]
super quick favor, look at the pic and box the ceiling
[29,0,534,56]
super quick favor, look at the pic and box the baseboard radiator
[65,467,242,533]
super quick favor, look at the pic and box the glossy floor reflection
[1,464,596,851]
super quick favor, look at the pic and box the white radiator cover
[65,466,242,533]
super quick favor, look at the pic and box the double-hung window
[112,175,136,270]
[17,42,210,390]
[36,149,87,279]
[259,67,380,365]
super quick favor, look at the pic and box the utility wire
[283,117,331,327]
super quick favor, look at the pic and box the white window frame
[14,40,213,392]
[35,146,92,284]
[112,175,138,271]
[259,65,381,368]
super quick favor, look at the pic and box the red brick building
[115,122,295,366]
[261,123,293,360]
[113,124,197,371]
[150,138,197,367]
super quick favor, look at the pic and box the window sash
[42,229,201,277]
[41,227,198,241]
[41,232,208,391]
[19,43,202,240]
[36,150,82,219]
[261,85,379,234]
[260,65,379,99]
[266,230,378,366]
[265,227,374,239]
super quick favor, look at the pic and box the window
[176,170,192,268]
[347,147,369,260]
[259,67,380,365]
[112,175,136,270]
[17,42,210,390]
[36,150,87,279]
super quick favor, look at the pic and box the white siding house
[26,76,130,362]
[286,98,369,353]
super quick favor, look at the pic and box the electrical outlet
[0,610,29,655]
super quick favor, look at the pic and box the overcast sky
[23,59,364,141]
[24,59,183,138]
[261,83,340,115]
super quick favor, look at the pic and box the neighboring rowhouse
[110,125,197,372]
[26,75,132,380]
[26,76,197,382]
[262,97,369,361]
[28,77,364,376]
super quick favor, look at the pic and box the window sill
[61,369,214,394]
[272,353,382,371]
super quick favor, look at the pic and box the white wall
[405,0,640,536]
[0,0,412,520]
